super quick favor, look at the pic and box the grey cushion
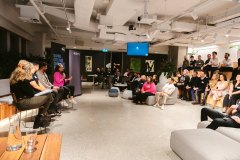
[145,96,156,106]
[0,96,13,104]
[217,127,240,143]
[122,90,132,99]
[170,129,240,160]
[108,89,119,97]
[0,79,10,96]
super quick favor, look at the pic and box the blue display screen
[127,42,149,56]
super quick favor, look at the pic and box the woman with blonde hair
[10,60,53,129]
[209,74,229,109]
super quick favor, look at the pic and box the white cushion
[122,90,132,99]
[197,121,211,129]
[170,129,240,160]
[217,127,240,143]
[0,96,13,104]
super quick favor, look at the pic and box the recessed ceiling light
[73,46,76,49]
[103,0,109,4]
[225,30,231,37]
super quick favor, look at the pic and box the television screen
[127,42,149,56]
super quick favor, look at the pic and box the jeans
[201,108,240,130]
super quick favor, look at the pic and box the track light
[66,22,72,34]
[190,11,198,21]
[225,30,231,37]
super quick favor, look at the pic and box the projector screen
[127,42,149,56]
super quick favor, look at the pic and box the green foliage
[157,61,177,78]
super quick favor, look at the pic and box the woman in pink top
[53,64,77,104]
[135,76,156,104]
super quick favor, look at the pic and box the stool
[108,88,119,97]
[122,90,132,99]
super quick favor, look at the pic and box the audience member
[188,55,196,71]
[152,74,158,85]
[201,107,240,130]
[222,74,240,113]
[219,53,233,72]
[153,78,175,110]
[178,56,189,73]
[135,76,156,104]
[192,71,209,105]
[202,54,212,77]
[202,73,219,106]
[209,51,219,78]
[53,63,77,104]
[113,71,122,84]
[195,55,204,70]
[176,69,190,100]
[231,58,240,81]
[209,74,229,108]
[132,75,146,101]
[186,71,200,102]
[10,60,53,129]
[94,68,101,86]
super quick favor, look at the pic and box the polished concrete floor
[0,85,205,160]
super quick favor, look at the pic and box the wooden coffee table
[0,134,62,160]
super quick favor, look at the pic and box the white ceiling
[15,0,240,52]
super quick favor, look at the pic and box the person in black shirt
[94,68,101,86]
[10,60,53,129]
[187,71,200,102]
[133,75,146,103]
[113,71,123,84]
[195,55,204,70]
[202,54,212,77]
[201,106,240,130]
[176,69,190,100]
[192,71,209,104]
[230,58,240,81]
[222,74,240,113]
[187,55,196,71]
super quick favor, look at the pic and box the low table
[87,74,97,85]
[0,134,62,160]
[113,83,128,91]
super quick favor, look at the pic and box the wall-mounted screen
[127,42,149,56]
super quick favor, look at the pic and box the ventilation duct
[16,5,41,24]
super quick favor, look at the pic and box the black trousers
[202,90,210,105]
[17,93,53,115]
[62,85,75,98]
[135,92,155,103]
[184,88,192,100]
[176,85,185,98]
[201,108,240,130]
[204,66,218,78]
[223,94,240,107]
[219,67,233,72]
[196,89,205,103]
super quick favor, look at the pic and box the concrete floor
[0,85,205,160]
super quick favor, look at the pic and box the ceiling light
[73,46,76,49]
[225,30,231,37]
[190,11,198,21]
[146,33,151,39]
[66,22,72,34]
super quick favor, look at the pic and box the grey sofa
[170,121,240,160]
[145,83,178,106]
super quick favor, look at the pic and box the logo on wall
[85,56,92,72]
[145,60,154,72]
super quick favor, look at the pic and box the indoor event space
[1,0,240,160]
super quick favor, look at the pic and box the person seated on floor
[153,78,175,110]
[113,71,123,84]
[188,55,196,71]
[219,53,233,72]
[37,61,66,109]
[222,74,240,113]
[176,69,190,100]
[134,76,156,104]
[132,75,146,101]
[53,63,77,104]
[186,71,200,102]
[209,74,229,109]
[10,60,53,129]
[231,58,240,81]
[202,53,212,78]
[195,55,204,70]
[93,68,101,86]
[192,71,209,105]
[202,73,219,106]
[201,106,240,130]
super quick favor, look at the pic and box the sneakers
[153,103,160,107]
[60,100,69,107]
[69,99,77,104]
[160,105,165,110]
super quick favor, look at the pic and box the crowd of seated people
[9,60,77,129]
